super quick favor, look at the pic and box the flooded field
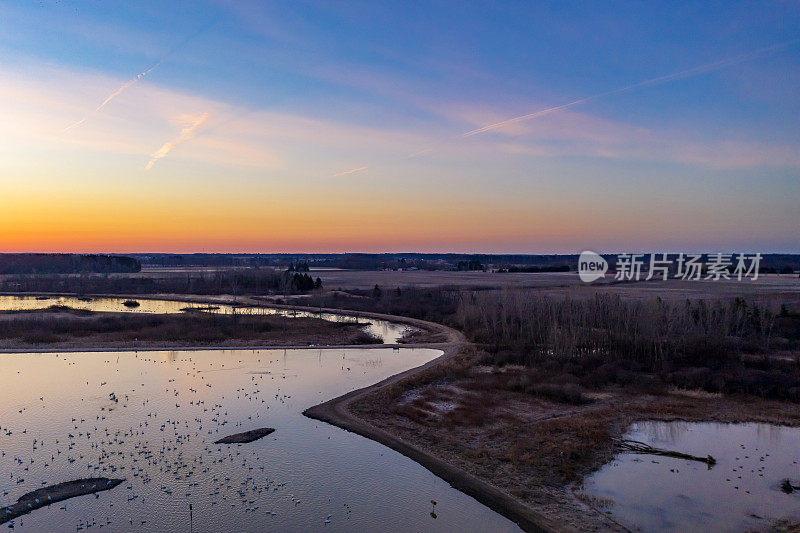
[0,347,520,532]
[583,421,800,532]
[0,295,410,344]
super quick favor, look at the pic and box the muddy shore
[301,309,570,533]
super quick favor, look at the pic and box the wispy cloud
[61,19,218,133]
[145,112,210,170]
[461,40,799,137]
[2,58,796,175]
[333,166,367,177]
[64,62,161,132]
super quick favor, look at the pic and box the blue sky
[1,1,798,253]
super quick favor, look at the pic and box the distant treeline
[496,265,570,273]
[456,260,485,271]
[287,261,310,272]
[131,253,799,273]
[0,268,321,296]
[136,253,275,268]
[0,254,141,275]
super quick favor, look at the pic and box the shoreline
[0,292,564,532]
[7,291,798,530]
[0,342,452,354]
[303,339,567,533]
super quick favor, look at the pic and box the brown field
[314,268,796,293]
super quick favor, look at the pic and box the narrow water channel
[0,295,410,344]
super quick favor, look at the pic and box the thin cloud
[64,62,161,132]
[63,19,218,133]
[461,39,798,138]
[333,166,367,177]
[145,112,210,170]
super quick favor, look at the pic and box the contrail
[339,40,798,173]
[94,62,161,112]
[63,62,161,132]
[461,39,799,138]
[63,18,218,133]
[333,166,367,177]
[144,112,209,170]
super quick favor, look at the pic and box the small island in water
[215,428,276,444]
[1,478,124,525]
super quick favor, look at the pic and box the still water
[584,421,800,532]
[0,347,520,532]
[0,295,410,344]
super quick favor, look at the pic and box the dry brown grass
[352,366,800,530]
[338,278,800,529]
[0,308,381,349]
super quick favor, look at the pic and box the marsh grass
[0,310,380,347]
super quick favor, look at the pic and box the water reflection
[584,421,800,531]
[0,348,520,532]
[0,295,411,344]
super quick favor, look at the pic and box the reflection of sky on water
[0,348,520,532]
[0,295,410,343]
[584,421,800,532]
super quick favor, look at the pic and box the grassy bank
[0,307,381,349]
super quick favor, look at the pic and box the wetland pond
[0,295,411,344]
[0,346,521,532]
[583,421,800,532]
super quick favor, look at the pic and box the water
[0,295,411,344]
[0,347,521,532]
[583,421,800,532]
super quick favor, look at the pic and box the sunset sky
[1,1,798,253]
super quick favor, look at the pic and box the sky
[1,1,798,254]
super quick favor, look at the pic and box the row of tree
[288,272,322,292]
[0,254,141,274]
[287,261,310,272]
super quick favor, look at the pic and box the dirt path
[293,307,569,533]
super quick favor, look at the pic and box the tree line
[0,254,141,274]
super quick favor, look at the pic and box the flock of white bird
[0,351,364,531]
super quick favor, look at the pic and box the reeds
[0,311,377,346]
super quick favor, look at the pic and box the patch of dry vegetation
[0,308,381,349]
[351,352,800,529]
[313,287,800,401]
[342,287,800,529]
